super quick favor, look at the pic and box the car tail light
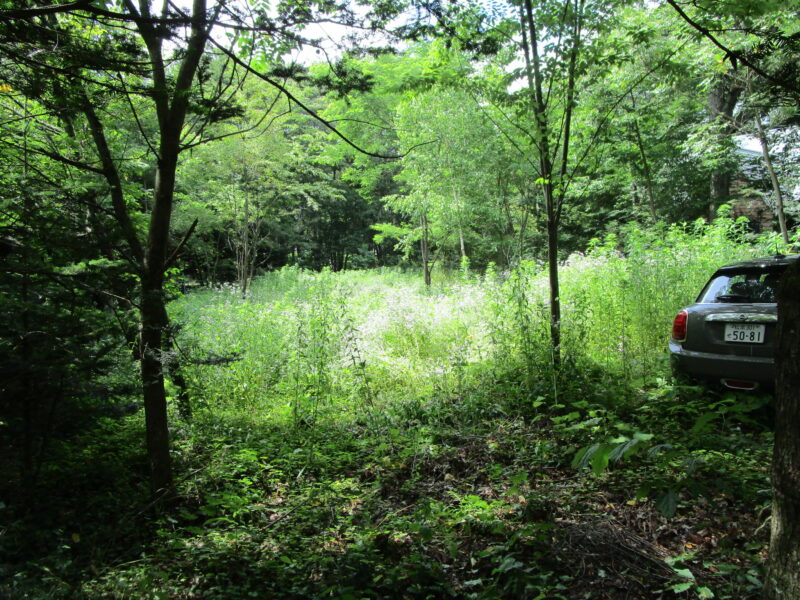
[672,311,688,342]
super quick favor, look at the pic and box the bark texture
[707,74,742,216]
[766,258,800,599]
[134,0,211,496]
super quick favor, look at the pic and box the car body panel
[669,254,799,390]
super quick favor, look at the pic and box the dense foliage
[1,213,794,599]
[1,0,799,598]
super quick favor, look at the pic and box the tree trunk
[133,0,210,497]
[140,275,173,496]
[421,212,431,287]
[766,259,800,598]
[140,144,180,495]
[453,188,466,259]
[544,185,561,368]
[520,0,560,367]
[520,0,581,370]
[240,193,251,298]
[754,116,789,244]
[21,106,33,493]
[707,74,742,217]
[630,103,657,222]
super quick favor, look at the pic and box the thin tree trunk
[629,100,657,221]
[421,212,431,286]
[453,188,466,258]
[241,193,251,298]
[754,116,789,244]
[21,98,33,493]
[545,190,561,366]
[520,0,582,369]
[520,0,560,367]
[83,79,175,496]
[766,259,800,598]
[518,201,530,264]
[141,151,180,497]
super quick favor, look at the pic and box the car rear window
[697,268,784,303]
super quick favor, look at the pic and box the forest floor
[1,267,775,599]
[3,378,773,600]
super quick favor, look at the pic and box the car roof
[714,254,800,273]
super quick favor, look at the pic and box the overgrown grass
[173,210,782,414]
[3,213,791,599]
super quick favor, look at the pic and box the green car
[669,254,799,391]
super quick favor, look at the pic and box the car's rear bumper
[669,341,775,389]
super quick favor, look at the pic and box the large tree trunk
[707,74,742,217]
[132,0,209,497]
[140,275,172,495]
[766,259,800,598]
[140,146,180,495]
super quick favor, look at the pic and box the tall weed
[172,212,783,419]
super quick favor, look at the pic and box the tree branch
[665,0,800,96]
[165,218,198,269]
[0,0,92,19]
[80,89,145,265]
[210,39,404,159]
[0,136,104,174]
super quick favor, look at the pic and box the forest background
[1,0,800,598]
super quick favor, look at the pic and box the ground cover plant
[3,0,800,596]
[1,213,791,599]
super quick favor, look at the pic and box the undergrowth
[1,214,789,599]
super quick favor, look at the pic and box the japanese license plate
[724,323,765,344]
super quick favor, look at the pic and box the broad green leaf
[656,489,679,519]
[590,444,614,475]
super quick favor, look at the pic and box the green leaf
[670,581,693,593]
[647,443,675,458]
[691,412,717,435]
[554,411,581,423]
[571,445,593,469]
[609,438,640,462]
[574,443,616,474]
[494,556,524,573]
[697,587,714,599]
[673,567,694,580]
[745,573,762,587]
[590,444,614,475]
[656,489,679,518]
